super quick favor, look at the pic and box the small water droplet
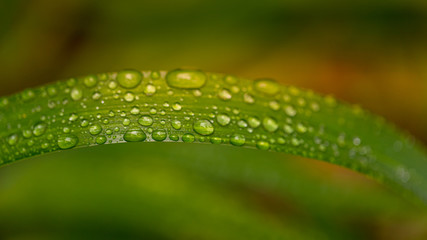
[172,102,182,111]
[243,93,255,104]
[218,88,232,101]
[224,75,238,85]
[166,69,207,89]
[138,115,153,126]
[117,70,142,89]
[284,105,297,117]
[256,141,270,150]
[33,122,47,137]
[144,84,156,96]
[182,133,195,143]
[248,117,261,128]
[96,136,107,145]
[71,87,83,101]
[152,130,167,141]
[296,123,307,133]
[262,117,278,132]
[193,119,214,136]
[83,75,98,88]
[89,124,102,135]
[58,135,79,149]
[124,127,146,142]
[237,120,248,128]
[216,113,231,126]
[171,119,182,130]
[230,134,245,146]
[269,101,280,111]
[254,79,279,96]
[7,134,19,146]
[283,125,294,134]
[124,92,135,102]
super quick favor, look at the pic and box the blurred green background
[0,0,427,239]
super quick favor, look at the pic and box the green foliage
[0,69,427,206]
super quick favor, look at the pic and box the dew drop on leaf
[117,70,142,89]
[166,69,207,89]
[254,79,279,96]
[57,135,79,149]
[193,119,215,136]
[124,127,146,142]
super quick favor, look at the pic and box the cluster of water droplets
[0,68,420,187]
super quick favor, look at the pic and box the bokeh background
[0,0,426,239]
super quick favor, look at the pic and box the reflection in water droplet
[58,135,79,149]
[124,127,146,142]
[254,79,279,96]
[166,69,206,89]
[117,70,142,89]
[193,120,215,136]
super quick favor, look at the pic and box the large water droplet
[256,141,270,150]
[254,79,279,96]
[193,119,214,136]
[166,69,207,89]
[58,135,79,149]
[124,127,146,142]
[117,70,142,89]
[171,119,182,130]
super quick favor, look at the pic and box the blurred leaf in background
[0,0,427,239]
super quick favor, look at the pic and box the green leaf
[1,69,426,204]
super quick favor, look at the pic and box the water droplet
[166,69,207,89]
[92,92,102,100]
[81,119,89,127]
[210,136,222,144]
[83,75,98,88]
[151,71,160,79]
[144,84,156,96]
[262,117,278,132]
[171,119,182,130]
[284,105,297,117]
[21,89,36,101]
[216,113,231,126]
[237,120,248,128]
[33,122,47,137]
[130,106,140,115]
[256,141,270,150]
[7,134,19,146]
[248,117,261,128]
[89,124,102,135]
[124,127,146,142]
[182,133,195,143]
[58,135,79,149]
[170,134,179,141]
[96,136,107,145]
[269,101,280,111]
[224,75,238,85]
[71,87,83,101]
[193,119,214,136]
[283,125,294,134]
[218,88,232,101]
[108,81,118,89]
[123,118,131,126]
[47,86,58,97]
[23,129,32,138]
[254,79,279,96]
[296,123,307,133]
[152,130,167,141]
[117,70,142,89]
[353,137,361,146]
[172,102,182,111]
[124,92,135,102]
[230,134,245,146]
[243,93,255,104]
[138,115,154,126]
